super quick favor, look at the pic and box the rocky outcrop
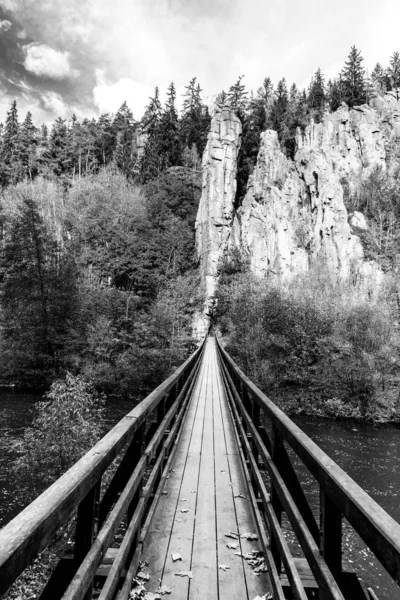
[195,96,400,309]
[195,105,242,299]
[233,129,365,281]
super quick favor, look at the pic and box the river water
[0,393,399,598]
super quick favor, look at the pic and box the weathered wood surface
[143,338,272,599]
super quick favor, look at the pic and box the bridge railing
[216,337,400,600]
[0,340,205,600]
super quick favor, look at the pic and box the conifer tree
[388,51,400,99]
[17,111,38,180]
[112,102,136,177]
[227,75,249,118]
[157,82,181,169]
[0,100,19,185]
[341,46,366,107]
[308,68,326,117]
[180,77,210,157]
[371,63,388,93]
[49,118,70,178]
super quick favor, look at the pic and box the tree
[0,100,19,186]
[388,52,400,100]
[17,112,38,180]
[227,75,249,118]
[48,118,70,178]
[180,77,210,157]
[0,194,77,382]
[157,82,182,171]
[14,374,105,488]
[371,62,388,93]
[341,46,366,107]
[112,102,136,177]
[308,68,326,119]
[140,88,163,182]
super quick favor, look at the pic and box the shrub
[14,373,105,490]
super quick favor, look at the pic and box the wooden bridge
[1,337,400,600]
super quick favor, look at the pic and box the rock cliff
[195,94,400,310]
[195,105,242,299]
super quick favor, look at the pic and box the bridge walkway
[142,337,271,599]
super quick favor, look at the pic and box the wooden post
[270,424,284,574]
[74,481,101,600]
[320,488,342,594]
[128,423,146,524]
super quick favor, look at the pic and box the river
[0,393,399,599]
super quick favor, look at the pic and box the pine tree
[16,112,38,180]
[308,68,326,118]
[157,82,181,170]
[371,63,388,93]
[140,88,164,182]
[180,77,210,157]
[227,75,249,118]
[327,78,344,111]
[0,100,19,185]
[388,51,400,100]
[341,46,366,108]
[49,118,70,178]
[112,102,136,177]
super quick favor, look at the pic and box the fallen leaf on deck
[171,552,182,562]
[225,532,239,539]
[162,490,167,495]
[234,551,244,557]
[221,469,226,473]
[180,498,187,502]
[144,593,161,600]
[175,518,182,522]
[234,493,246,499]
[226,542,238,549]
[157,584,172,595]
[241,532,258,540]
[175,570,193,579]
[137,572,150,581]
[180,508,189,513]
[219,564,230,571]
[253,594,273,600]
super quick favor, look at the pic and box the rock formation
[195,105,242,299]
[195,94,400,312]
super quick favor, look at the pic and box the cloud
[93,70,153,118]
[0,18,11,30]
[23,43,77,80]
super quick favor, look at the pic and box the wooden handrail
[216,337,400,590]
[0,340,205,599]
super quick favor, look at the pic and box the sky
[0,0,399,125]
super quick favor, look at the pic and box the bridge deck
[143,338,271,599]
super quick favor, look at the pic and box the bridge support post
[270,425,284,575]
[320,489,342,597]
[74,481,101,600]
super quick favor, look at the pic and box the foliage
[215,267,399,422]
[14,373,105,489]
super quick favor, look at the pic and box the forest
[0,45,400,412]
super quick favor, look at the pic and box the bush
[215,266,399,422]
[14,373,105,490]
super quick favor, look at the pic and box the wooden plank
[189,346,218,599]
